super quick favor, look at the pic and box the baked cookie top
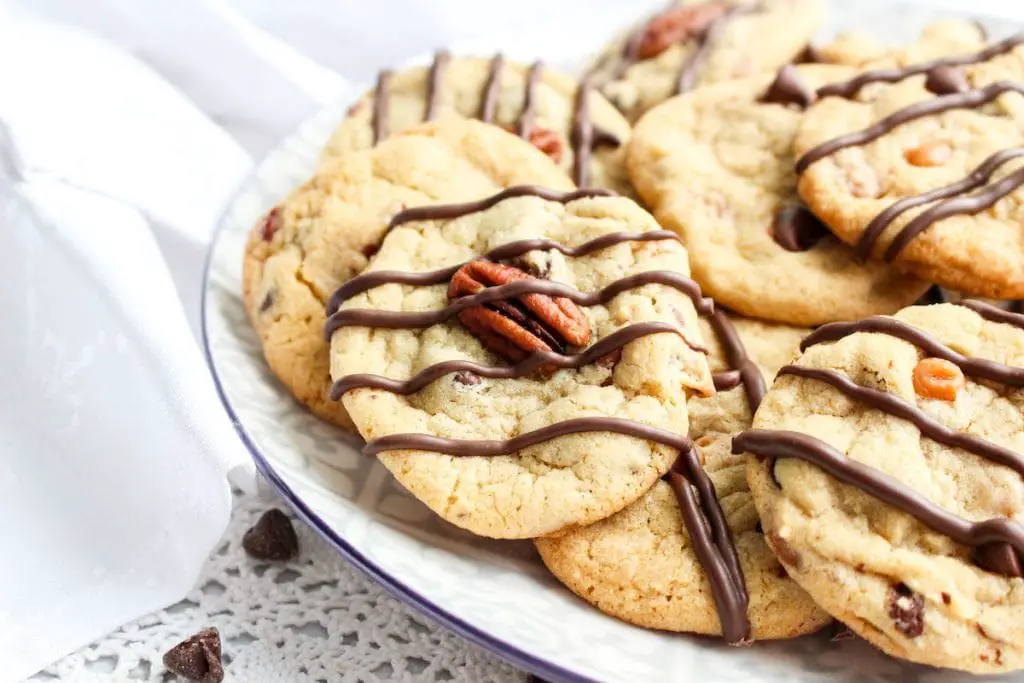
[243,119,572,429]
[739,302,1024,673]
[327,187,714,539]
[628,63,929,326]
[794,34,1024,298]
[321,54,632,194]
[536,311,826,644]
[587,0,823,122]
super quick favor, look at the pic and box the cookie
[587,0,824,122]
[739,302,1024,672]
[327,187,716,538]
[321,53,632,194]
[810,19,988,70]
[628,64,929,326]
[243,119,573,429]
[536,311,828,643]
[794,33,1024,298]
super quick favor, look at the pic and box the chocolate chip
[454,371,481,386]
[771,205,829,252]
[759,65,816,109]
[242,509,299,561]
[260,207,280,241]
[795,44,824,64]
[941,592,951,605]
[258,290,275,313]
[973,543,1023,578]
[888,583,925,638]
[163,628,224,683]
[766,532,802,569]
[924,65,968,96]
[361,242,381,259]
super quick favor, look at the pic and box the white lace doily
[34,489,526,682]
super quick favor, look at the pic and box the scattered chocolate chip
[941,592,952,605]
[258,290,275,313]
[260,207,281,241]
[242,509,299,561]
[771,205,829,252]
[974,543,1024,578]
[163,628,224,683]
[924,65,968,96]
[759,65,816,109]
[454,371,481,386]
[830,622,856,642]
[888,583,925,638]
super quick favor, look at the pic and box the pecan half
[638,2,731,60]
[448,260,590,362]
[503,125,564,164]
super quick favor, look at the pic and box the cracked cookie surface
[536,313,830,639]
[588,0,823,122]
[321,55,632,194]
[329,192,713,538]
[743,303,1024,672]
[795,34,1024,298]
[629,64,929,325]
[243,120,572,429]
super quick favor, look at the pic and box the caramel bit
[905,140,953,167]
[889,583,925,638]
[526,127,564,164]
[638,2,730,59]
[912,357,965,401]
[448,260,590,363]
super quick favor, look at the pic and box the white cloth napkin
[3,0,1023,680]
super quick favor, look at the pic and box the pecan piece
[448,260,590,361]
[638,1,731,60]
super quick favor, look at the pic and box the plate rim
[199,171,595,683]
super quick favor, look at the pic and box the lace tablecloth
[36,490,526,682]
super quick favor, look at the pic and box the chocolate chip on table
[163,627,224,683]
[242,509,299,561]
[889,582,925,638]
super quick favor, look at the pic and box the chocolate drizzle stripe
[326,229,680,316]
[713,369,742,391]
[517,61,543,138]
[795,81,1024,174]
[778,365,1024,477]
[425,50,451,121]
[856,148,1024,261]
[667,449,750,644]
[958,300,1024,330]
[480,54,505,123]
[883,164,1024,262]
[708,310,766,413]
[677,4,753,94]
[325,271,712,338]
[802,317,1024,387]
[571,77,595,187]
[371,70,394,144]
[331,321,686,399]
[817,34,1024,99]
[733,430,1024,565]
[387,186,615,232]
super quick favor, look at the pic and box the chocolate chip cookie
[327,187,715,538]
[243,120,573,429]
[794,33,1024,298]
[536,311,828,643]
[740,302,1024,672]
[321,54,632,193]
[587,0,824,122]
[629,64,929,325]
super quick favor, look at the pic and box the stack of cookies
[242,0,1024,674]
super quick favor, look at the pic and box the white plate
[202,3,1022,680]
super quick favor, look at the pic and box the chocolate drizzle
[802,317,1024,386]
[517,61,543,138]
[771,205,829,252]
[371,70,394,144]
[480,54,505,123]
[733,430,1024,577]
[324,183,762,643]
[677,4,752,94]
[855,148,1024,261]
[425,50,451,121]
[816,34,1024,99]
[572,77,596,186]
[797,81,1024,173]
[958,299,1024,330]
